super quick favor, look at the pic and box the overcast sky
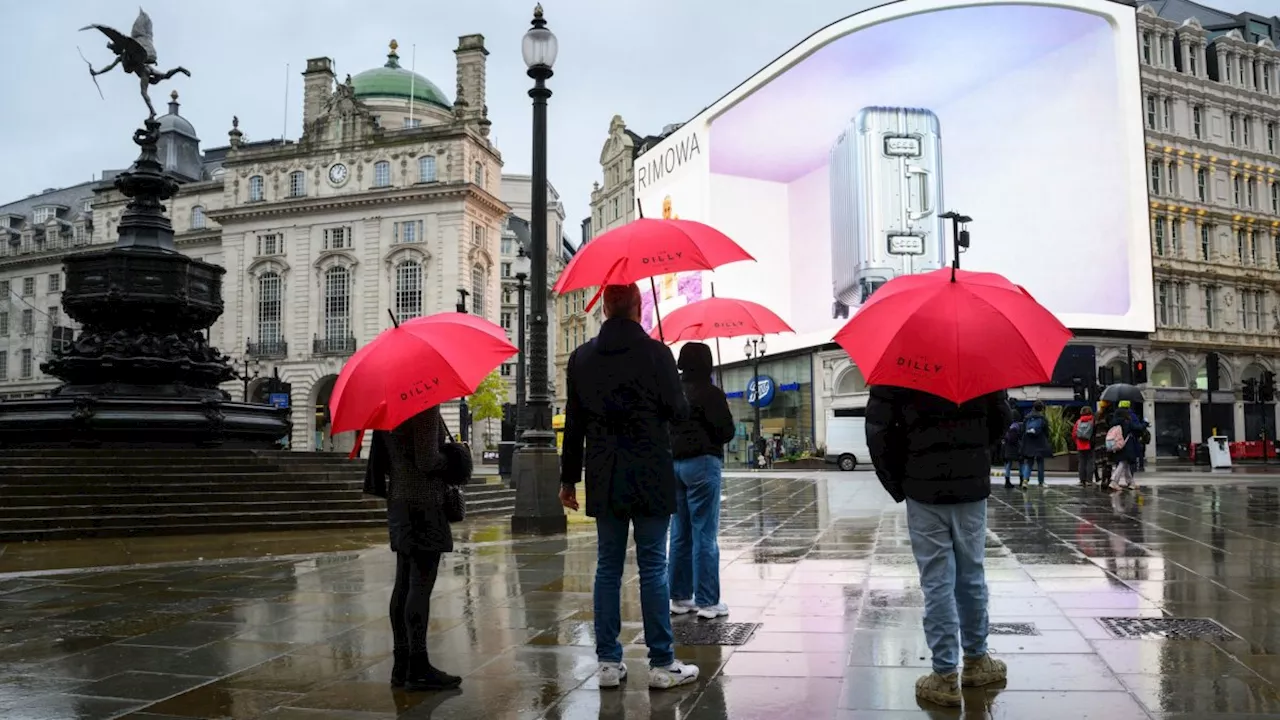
[2,0,1276,235]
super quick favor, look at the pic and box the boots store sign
[747,376,775,408]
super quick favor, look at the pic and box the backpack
[1075,418,1094,441]
[1025,415,1046,437]
[1105,425,1127,452]
[1004,422,1022,445]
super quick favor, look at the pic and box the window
[500,363,512,377]
[1239,288,1263,331]
[1197,168,1208,202]
[33,207,52,224]
[1246,177,1256,208]
[289,170,306,198]
[47,274,59,293]
[501,312,512,330]
[1149,159,1162,195]
[1161,98,1172,131]
[1239,57,1247,86]
[0,351,6,380]
[1234,176,1243,207]
[1200,224,1212,261]
[500,235,514,255]
[1273,182,1279,214]
[1230,114,1238,145]
[1141,31,1152,64]
[1189,47,1198,77]
[1170,218,1181,255]
[323,266,350,342]
[248,175,264,202]
[1158,35,1167,66]
[473,224,486,247]
[1193,105,1203,139]
[81,199,92,213]
[47,306,58,327]
[1154,217,1166,255]
[19,349,31,380]
[1265,64,1273,93]
[1204,285,1218,328]
[501,262,512,278]
[403,117,422,128]
[502,288,513,305]
[374,161,391,188]
[1270,122,1277,154]
[1172,282,1187,326]
[471,265,486,316]
[1275,233,1280,267]
[21,277,33,296]
[20,309,32,335]
[1157,280,1171,326]
[323,227,350,250]
[0,312,7,338]
[191,205,205,230]
[73,226,87,245]
[1167,162,1178,197]
[1251,230,1261,265]
[1144,95,1156,128]
[256,233,281,256]
[394,261,423,322]
[418,155,437,183]
[473,162,485,186]
[257,272,283,346]
[1244,117,1253,148]
[394,220,423,244]
[1238,229,1248,262]
[0,280,7,298]
[612,196,620,220]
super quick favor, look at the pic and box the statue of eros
[80,8,190,120]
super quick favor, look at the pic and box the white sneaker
[649,660,699,689]
[696,603,729,619]
[597,662,627,689]
[670,599,696,615]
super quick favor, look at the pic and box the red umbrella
[648,297,793,343]
[833,268,1072,404]
[329,312,516,435]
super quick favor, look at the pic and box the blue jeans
[1020,457,1045,484]
[669,455,723,607]
[594,511,674,667]
[906,499,989,675]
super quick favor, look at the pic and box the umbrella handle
[711,282,723,388]
[649,276,665,342]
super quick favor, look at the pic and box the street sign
[269,393,289,409]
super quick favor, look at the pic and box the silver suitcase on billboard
[830,106,947,318]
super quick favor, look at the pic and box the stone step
[0,489,379,506]
[0,471,359,485]
[0,517,388,543]
[0,498,388,519]
[0,481,366,497]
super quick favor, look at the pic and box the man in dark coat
[865,385,1011,707]
[558,283,699,691]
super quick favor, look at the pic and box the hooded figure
[670,343,736,461]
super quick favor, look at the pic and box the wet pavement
[3,472,1280,719]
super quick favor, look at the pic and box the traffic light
[1263,371,1277,403]
[1244,378,1258,403]
[1098,365,1115,387]
[1132,360,1148,385]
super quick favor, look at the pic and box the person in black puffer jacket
[667,342,736,620]
[865,384,1011,707]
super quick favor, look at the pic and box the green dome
[351,42,451,110]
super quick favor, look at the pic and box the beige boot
[915,671,961,706]
[961,654,1007,687]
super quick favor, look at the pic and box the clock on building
[327,163,349,187]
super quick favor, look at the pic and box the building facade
[0,37,564,453]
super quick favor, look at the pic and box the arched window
[191,205,205,230]
[1150,360,1187,388]
[419,155,437,183]
[395,260,423,322]
[374,161,391,188]
[257,272,283,348]
[471,264,486,317]
[323,266,350,344]
[473,162,484,187]
[289,170,306,198]
[836,367,867,395]
[248,175,264,202]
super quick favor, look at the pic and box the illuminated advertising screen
[635,0,1153,356]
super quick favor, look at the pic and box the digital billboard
[635,0,1154,357]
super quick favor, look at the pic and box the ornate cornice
[206,183,510,224]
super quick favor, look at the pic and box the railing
[247,340,288,358]
[312,336,356,355]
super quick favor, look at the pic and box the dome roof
[351,41,451,111]
[158,91,198,139]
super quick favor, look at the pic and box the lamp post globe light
[744,337,767,466]
[511,4,566,535]
[512,244,532,438]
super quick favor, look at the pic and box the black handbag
[439,421,474,487]
[443,485,466,523]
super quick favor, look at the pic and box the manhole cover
[672,622,761,646]
[989,622,1039,636]
[1097,617,1239,641]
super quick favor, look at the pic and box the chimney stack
[453,35,490,135]
[301,57,335,137]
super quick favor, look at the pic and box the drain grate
[673,621,761,646]
[1097,617,1240,641]
[989,622,1039,636]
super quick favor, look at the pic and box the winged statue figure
[79,8,190,119]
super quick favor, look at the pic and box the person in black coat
[865,385,1010,707]
[1018,401,1054,487]
[667,342,736,620]
[380,406,459,692]
[558,283,699,690]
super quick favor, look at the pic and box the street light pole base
[510,443,567,535]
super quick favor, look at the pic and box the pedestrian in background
[558,283,700,690]
[1000,418,1023,488]
[866,384,1011,707]
[668,342,736,620]
[1018,401,1053,487]
[1072,406,1096,486]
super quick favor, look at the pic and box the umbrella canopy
[552,218,754,298]
[329,312,516,434]
[1099,383,1144,405]
[648,297,793,343]
[833,268,1073,404]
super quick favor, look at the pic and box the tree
[468,370,506,449]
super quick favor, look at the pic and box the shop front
[720,353,816,467]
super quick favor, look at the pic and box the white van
[825,408,869,471]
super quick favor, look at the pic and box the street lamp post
[511,4,566,535]
[744,337,767,467]
[238,342,260,402]
[513,244,532,438]
[455,289,471,444]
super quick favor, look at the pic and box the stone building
[0,38,564,453]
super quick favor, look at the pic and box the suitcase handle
[907,165,933,220]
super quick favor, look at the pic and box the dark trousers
[390,551,442,653]
[1077,449,1095,484]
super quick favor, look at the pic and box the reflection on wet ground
[3,472,1280,718]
